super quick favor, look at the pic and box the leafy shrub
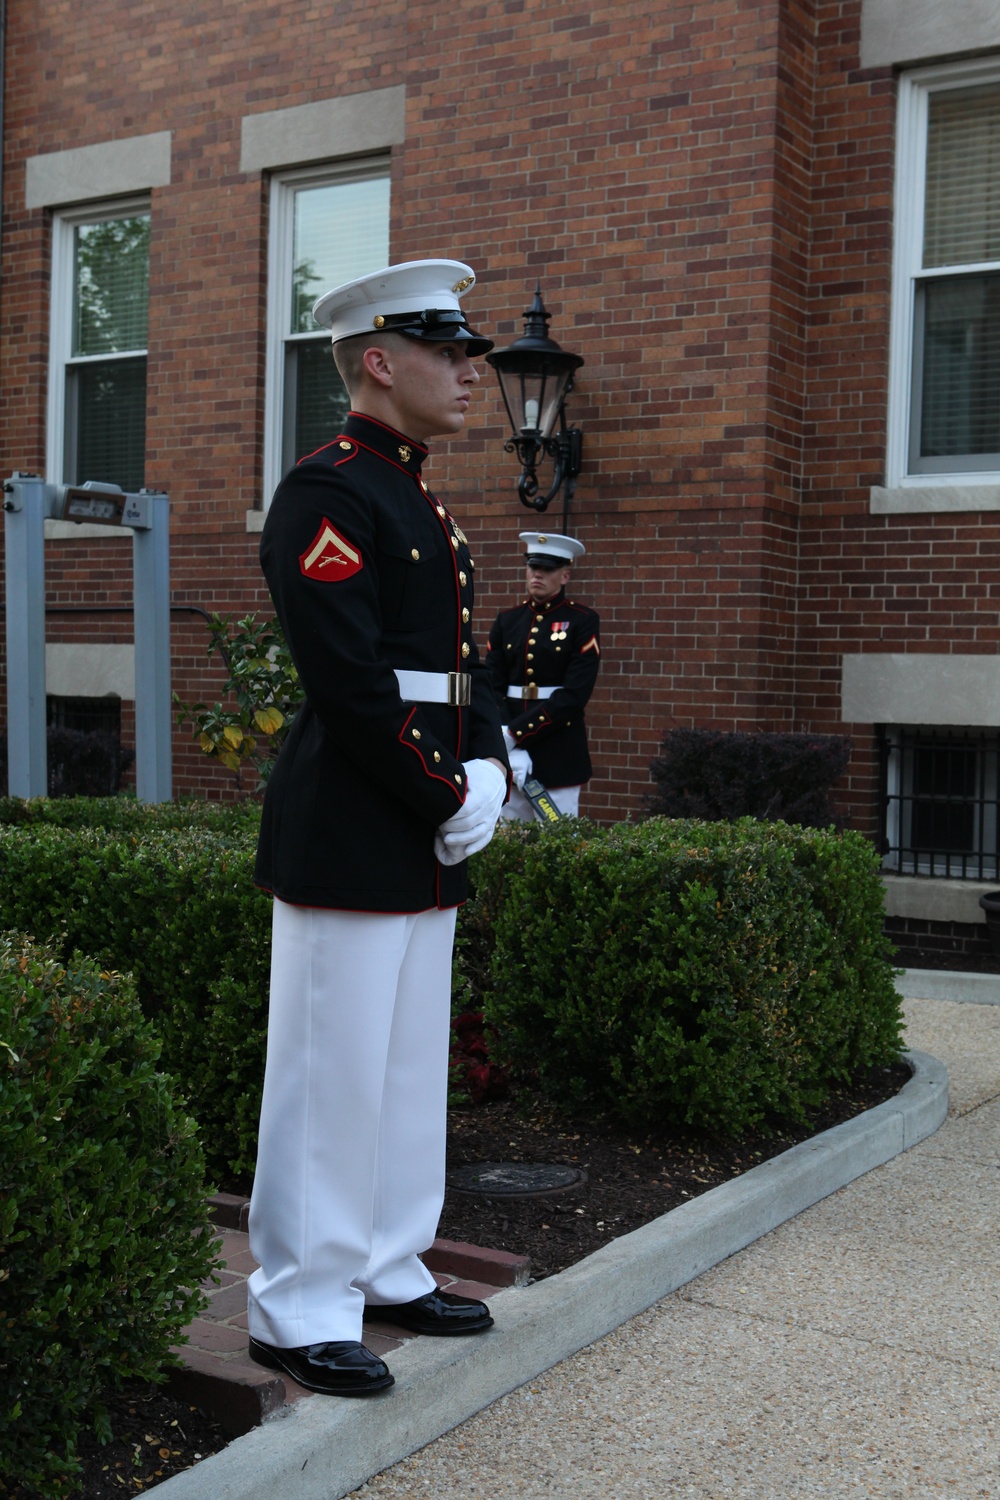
[45,727,135,798]
[645,728,853,827]
[0,797,902,1180]
[0,934,219,1498]
[475,817,902,1136]
[0,809,269,1180]
[448,1012,509,1106]
[0,729,135,799]
[0,793,260,833]
[174,612,302,787]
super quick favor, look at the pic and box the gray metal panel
[3,478,56,796]
[130,493,173,803]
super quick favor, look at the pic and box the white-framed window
[887,60,1000,489]
[47,199,150,492]
[263,159,390,501]
[881,725,999,879]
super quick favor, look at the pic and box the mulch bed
[438,1060,911,1281]
[68,1385,229,1497]
[61,1057,910,1496]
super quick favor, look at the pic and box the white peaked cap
[519,531,587,563]
[311,259,492,352]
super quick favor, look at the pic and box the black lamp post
[485,285,584,524]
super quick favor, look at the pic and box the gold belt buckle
[523,683,539,701]
[447,671,471,707]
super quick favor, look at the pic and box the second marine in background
[487,531,601,821]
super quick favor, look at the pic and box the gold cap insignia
[452,275,474,293]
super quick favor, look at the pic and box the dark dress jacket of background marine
[486,588,601,789]
[254,412,508,914]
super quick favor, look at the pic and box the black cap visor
[378,307,494,355]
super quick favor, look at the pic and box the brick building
[2,1,1000,955]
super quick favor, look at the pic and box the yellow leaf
[199,733,216,754]
[222,725,244,749]
[218,750,242,771]
[254,707,284,735]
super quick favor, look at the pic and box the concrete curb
[154,1048,947,1500]
[899,966,1000,1005]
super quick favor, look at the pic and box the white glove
[507,747,532,791]
[501,727,532,788]
[434,759,507,865]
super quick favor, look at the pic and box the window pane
[925,84,1000,268]
[918,272,1000,458]
[290,340,352,466]
[70,357,147,491]
[291,176,390,333]
[72,215,150,356]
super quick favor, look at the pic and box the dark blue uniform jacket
[486,588,600,789]
[254,412,508,913]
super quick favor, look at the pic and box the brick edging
[206,1194,532,1290]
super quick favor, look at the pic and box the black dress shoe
[248,1336,394,1395]
[365,1289,494,1336]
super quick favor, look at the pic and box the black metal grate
[880,725,1000,878]
[47,695,121,736]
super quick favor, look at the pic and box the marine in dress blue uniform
[247,261,510,1397]
[487,532,601,819]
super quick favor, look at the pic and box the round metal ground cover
[446,1161,587,1198]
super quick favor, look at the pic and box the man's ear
[361,343,395,389]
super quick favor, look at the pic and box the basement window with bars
[888,62,1000,485]
[880,726,1000,878]
[47,200,150,493]
[263,159,390,500]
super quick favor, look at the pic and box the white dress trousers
[500,783,581,822]
[246,898,457,1348]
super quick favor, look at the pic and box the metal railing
[880,725,1000,879]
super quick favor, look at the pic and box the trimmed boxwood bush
[0,793,260,833]
[0,798,903,1176]
[0,803,269,1180]
[468,816,902,1135]
[0,934,219,1498]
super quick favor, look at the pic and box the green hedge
[0,934,218,1498]
[0,800,903,1178]
[463,816,903,1134]
[0,801,269,1180]
[0,793,260,832]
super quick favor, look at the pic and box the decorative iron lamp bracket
[504,392,583,514]
[487,285,584,525]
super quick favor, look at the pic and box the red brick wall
[4,0,990,835]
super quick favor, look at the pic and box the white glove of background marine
[502,727,532,790]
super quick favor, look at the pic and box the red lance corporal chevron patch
[299,520,363,581]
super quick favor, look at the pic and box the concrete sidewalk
[155,981,997,1499]
[346,990,1000,1500]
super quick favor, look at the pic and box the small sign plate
[61,487,126,526]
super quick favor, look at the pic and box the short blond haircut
[332,331,410,398]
